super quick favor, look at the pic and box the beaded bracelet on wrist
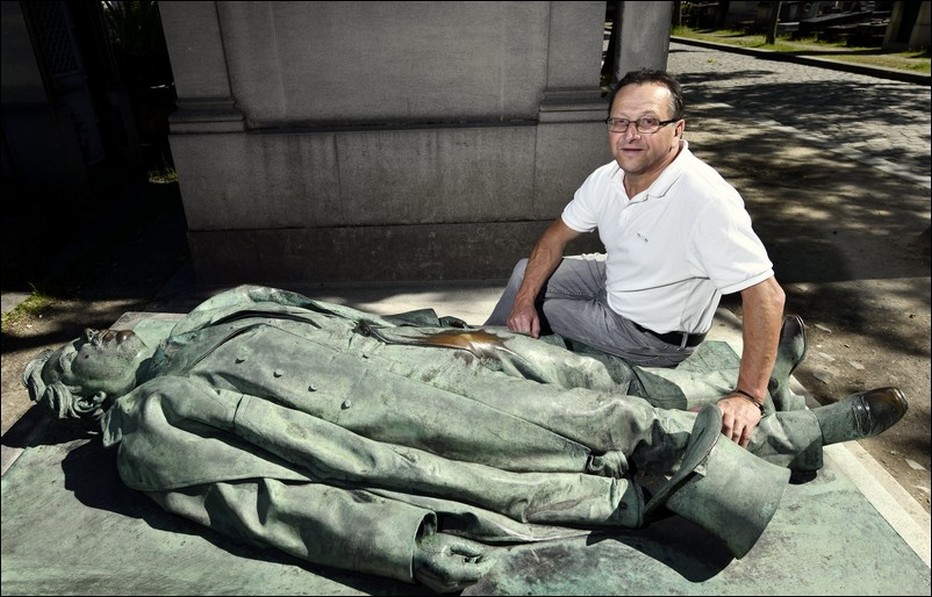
[733,388,765,414]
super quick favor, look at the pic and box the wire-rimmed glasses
[605,117,677,134]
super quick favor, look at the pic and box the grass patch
[148,167,178,184]
[1,288,54,332]
[671,25,930,74]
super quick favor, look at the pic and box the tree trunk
[715,1,731,28]
[765,1,782,45]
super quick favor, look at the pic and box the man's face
[608,82,684,178]
[43,328,149,397]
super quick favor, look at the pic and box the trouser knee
[485,258,530,326]
[511,258,528,283]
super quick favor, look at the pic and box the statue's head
[23,328,152,428]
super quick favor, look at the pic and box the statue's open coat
[99,286,822,583]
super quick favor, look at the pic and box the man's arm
[508,218,581,338]
[717,276,786,447]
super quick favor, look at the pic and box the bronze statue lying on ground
[23,285,907,593]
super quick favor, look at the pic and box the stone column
[159,1,244,133]
[534,1,609,219]
[613,1,674,79]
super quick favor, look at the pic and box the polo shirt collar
[645,139,690,200]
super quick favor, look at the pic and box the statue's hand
[413,532,495,593]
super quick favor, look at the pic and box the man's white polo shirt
[561,141,774,335]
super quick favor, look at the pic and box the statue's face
[43,328,150,397]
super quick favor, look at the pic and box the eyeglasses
[605,117,677,134]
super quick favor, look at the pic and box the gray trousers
[485,256,694,367]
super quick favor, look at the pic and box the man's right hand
[501,217,579,339]
[507,302,541,338]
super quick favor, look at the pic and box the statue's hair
[22,349,106,430]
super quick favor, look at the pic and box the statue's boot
[813,387,908,445]
[643,405,790,559]
[768,314,808,411]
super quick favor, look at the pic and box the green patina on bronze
[19,285,907,593]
